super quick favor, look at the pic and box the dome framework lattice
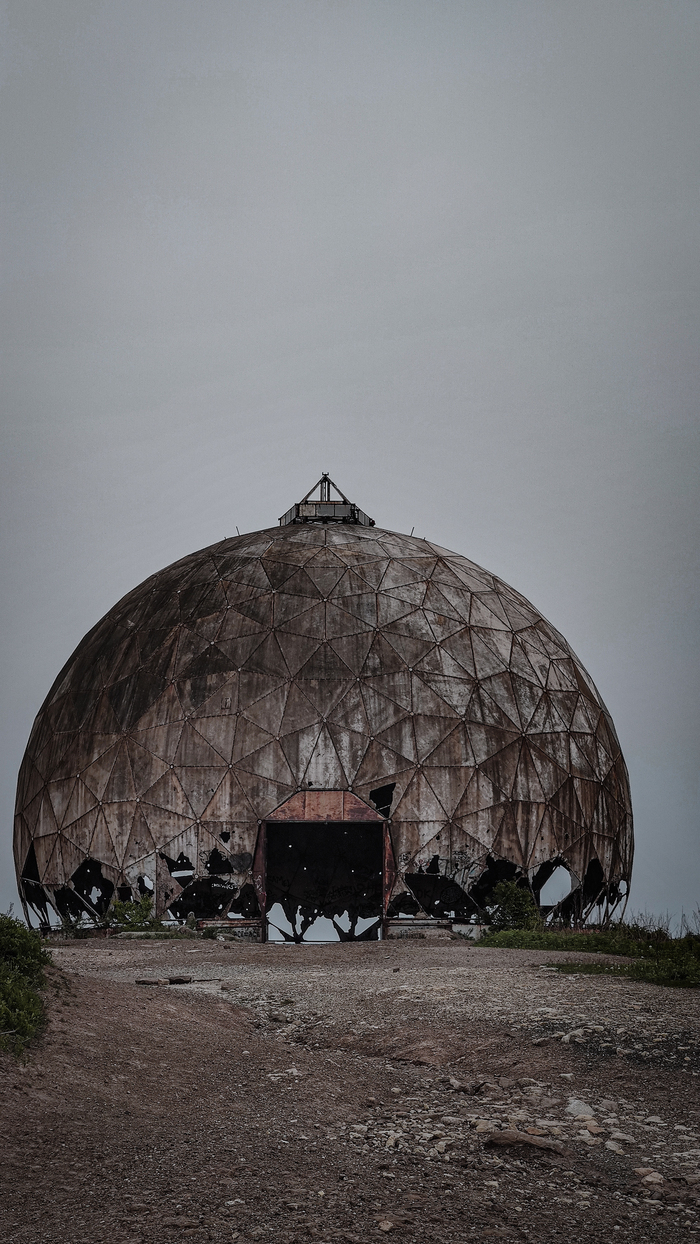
[14,479,632,934]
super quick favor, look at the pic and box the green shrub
[487,881,543,932]
[0,911,50,985]
[0,912,51,1054]
[101,893,163,930]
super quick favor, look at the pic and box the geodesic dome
[14,479,632,933]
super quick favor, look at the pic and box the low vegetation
[61,893,166,935]
[477,905,700,988]
[101,893,163,930]
[0,911,51,1054]
[485,880,543,932]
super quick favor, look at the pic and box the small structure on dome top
[14,477,632,938]
[278,472,375,528]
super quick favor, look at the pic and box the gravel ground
[2,937,699,1244]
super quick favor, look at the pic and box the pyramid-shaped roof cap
[279,473,375,527]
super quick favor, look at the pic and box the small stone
[609,1131,636,1144]
[606,1141,625,1154]
[562,1029,586,1044]
[379,1222,394,1232]
[566,1099,595,1118]
[642,1173,665,1185]
[485,1130,563,1153]
[168,975,192,985]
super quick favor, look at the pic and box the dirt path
[2,938,700,1243]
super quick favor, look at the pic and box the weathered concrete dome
[14,482,632,934]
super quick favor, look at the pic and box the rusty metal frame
[253,790,393,942]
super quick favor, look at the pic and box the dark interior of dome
[265,821,383,943]
[404,859,478,919]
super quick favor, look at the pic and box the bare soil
[2,937,700,1244]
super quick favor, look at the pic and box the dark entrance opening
[265,821,383,942]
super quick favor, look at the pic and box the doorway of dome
[254,790,394,943]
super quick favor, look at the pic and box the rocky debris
[522,1003,700,1073]
[7,939,698,1244]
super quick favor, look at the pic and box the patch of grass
[476,928,646,953]
[477,922,700,989]
[548,958,700,988]
[0,911,51,1054]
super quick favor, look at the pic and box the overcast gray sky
[1,0,698,921]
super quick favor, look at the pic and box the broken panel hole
[167,877,238,920]
[205,848,233,875]
[137,874,154,895]
[20,843,51,924]
[386,891,422,918]
[70,858,115,916]
[466,856,520,911]
[538,865,572,907]
[219,831,231,843]
[227,883,260,919]
[52,884,88,923]
[265,822,383,943]
[159,851,195,881]
[404,870,477,920]
[582,857,606,904]
[117,884,133,902]
[204,848,253,875]
[369,783,396,817]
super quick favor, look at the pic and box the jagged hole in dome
[538,865,572,908]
